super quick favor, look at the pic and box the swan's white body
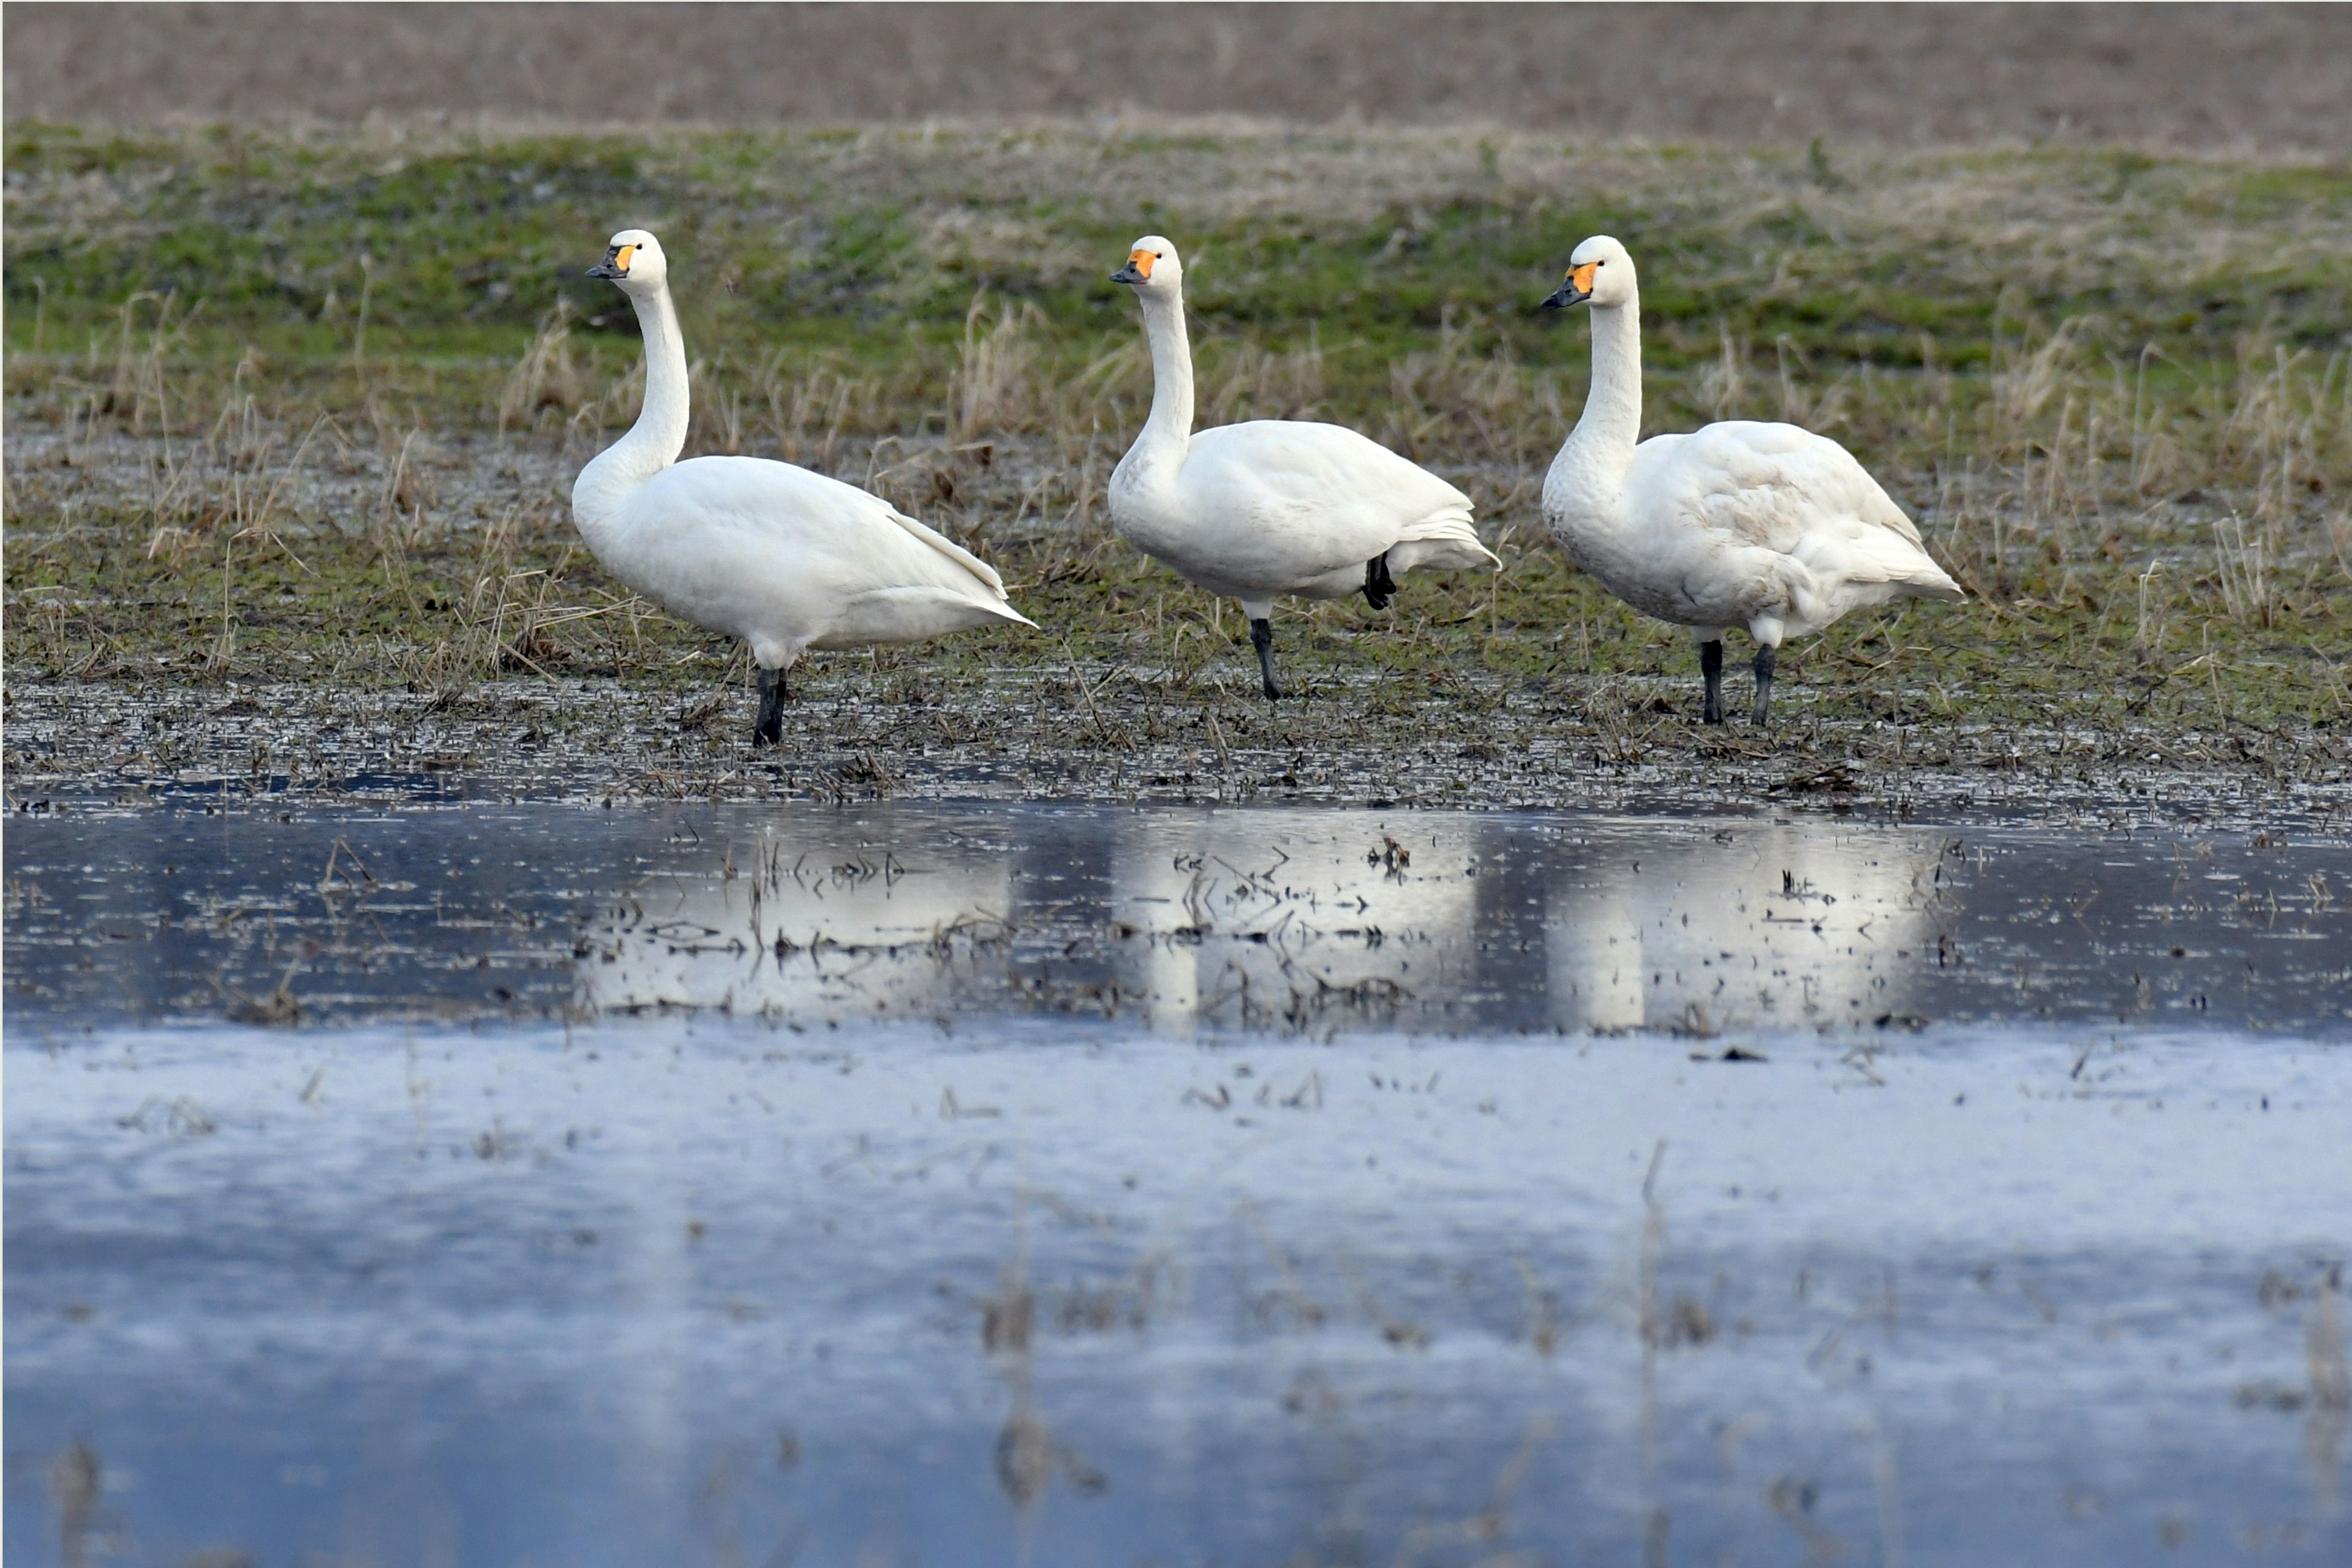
[571,231,1031,678]
[1546,419,1961,645]
[1541,238,1961,657]
[1114,421,1492,616]
[1107,237,1496,625]
[578,454,1028,671]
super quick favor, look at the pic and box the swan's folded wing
[1210,420,1472,511]
[772,469,1012,600]
[1648,422,1928,554]
[1640,423,1960,601]
[650,456,1013,600]
[1189,420,1479,568]
[880,506,1011,599]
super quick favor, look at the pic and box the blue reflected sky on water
[5,804,2349,1565]
[7,1018,2349,1566]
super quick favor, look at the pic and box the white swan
[1539,236,1963,723]
[573,229,1034,745]
[1107,235,1498,701]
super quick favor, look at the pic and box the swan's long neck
[1548,295,1643,508]
[571,280,690,538]
[1124,288,1194,480]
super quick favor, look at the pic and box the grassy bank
[4,123,2349,772]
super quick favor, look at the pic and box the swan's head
[1542,235,1636,311]
[1110,235,1182,296]
[587,229,668,292]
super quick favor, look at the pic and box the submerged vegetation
[3,122,2348,798]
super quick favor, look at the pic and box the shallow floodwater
[8,801,2350,1033]
[6,802,2350,1566]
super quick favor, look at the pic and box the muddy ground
[6,426,2343,829]
[7,665,2344,832]
[6,416,2345,829]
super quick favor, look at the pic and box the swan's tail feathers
[981,599,1040,630]
[1899,565,1967,604]
[1857,499,1965,601]
[821,586,1036,649]
[1883,545,1966,603]
[1815,527,1966,603]
[1387,507,1501,574]
[884,507,1012,598]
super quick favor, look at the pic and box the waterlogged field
[2,124,2348,811]
[4,800,2351,1564]
[4,124,2351,1566]
[7,802,2351,1034]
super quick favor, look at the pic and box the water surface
[6,802,2348,1565]
[9,801,2346,1033]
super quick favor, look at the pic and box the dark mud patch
[7,671,2347,830]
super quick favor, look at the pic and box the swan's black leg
[1750,644,1776,725]
[1250,617,1283,702]
[1362,551,1398,611]
[1700,639,1726,725]
[754,665,788,747]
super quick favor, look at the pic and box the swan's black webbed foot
[1700,639,1726,725]
[1250,617,1283,701]
[754,665,789,747]
[1750,644,1776,725]
[1362,551,1398,611]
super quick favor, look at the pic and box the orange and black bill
[1542,262,1599,309]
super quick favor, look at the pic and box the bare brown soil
[8,2,2351,153]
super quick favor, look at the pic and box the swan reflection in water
[571,809,1950,1033]
[1108,815,1483,1035]
[573,822,1016,1019]
[1542,823,1947,1033]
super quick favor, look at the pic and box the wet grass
[4,123,2349,790]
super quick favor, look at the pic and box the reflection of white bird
[1543,824,1941,1032]
[1539,235,1962,724]
[1110,814,1482,1036]
[574,228,1033,747]
[1107,235,1498,701]
[576,827,1012,1019]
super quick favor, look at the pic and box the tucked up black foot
[1750,644,1776,725]
[1362,551,1398,611]
[1700,639,1726,725]
[754,665,789,747]
[1250,616,1283,701]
